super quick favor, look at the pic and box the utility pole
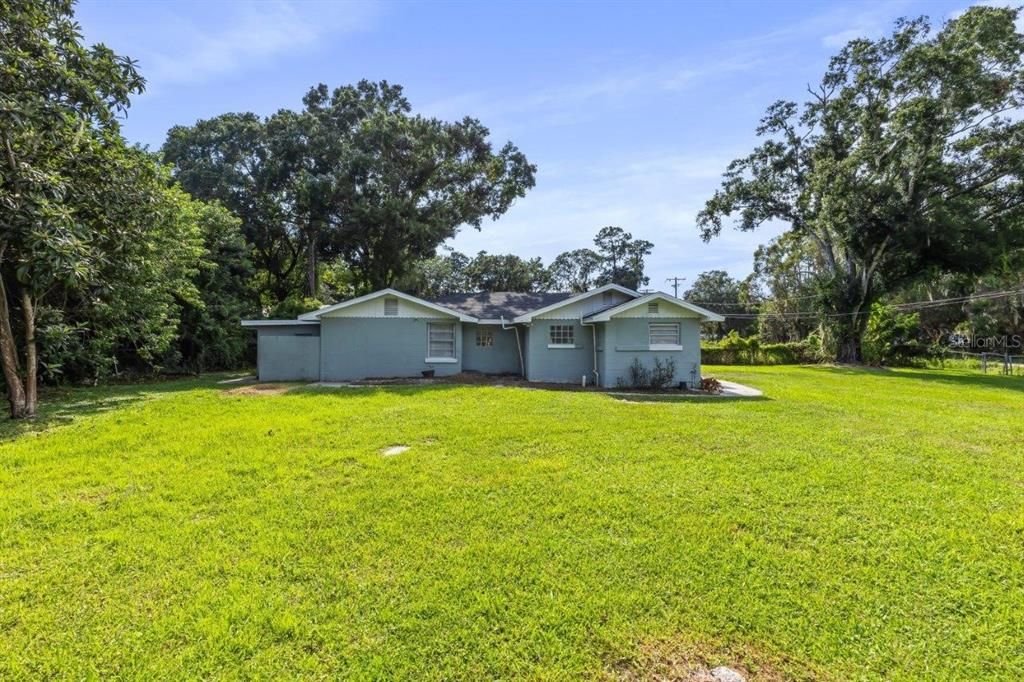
[666,276,686,298]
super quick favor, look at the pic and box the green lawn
[1,367,1022,680]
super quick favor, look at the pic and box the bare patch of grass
[224,383,301,396]
[606,637,799,681]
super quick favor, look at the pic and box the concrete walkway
[606,379,763,399]
[718,380,763,397]
[241,376,764,398]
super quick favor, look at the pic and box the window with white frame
[475,328,494,347]
[427,322,456,359]
[383,297,398,316]
[647,301,659,314]
[549,324,575,346]
[649,322,680,347]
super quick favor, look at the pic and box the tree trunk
[836,332,864,364]
[0,269,28,418]
[305,227,318,298]
[20,289,37,418]
[833,308,869,364]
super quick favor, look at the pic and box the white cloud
[420,54,762,132]
[822,27,876,48]
[135,1,380,87]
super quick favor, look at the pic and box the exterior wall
[535,289,633,319]
[462,324,523,375]
[319,317,462,381]
[600,317,702,388]
[525,319,596,385]
[256,325,321,381]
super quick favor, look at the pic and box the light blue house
[242,284,723,388]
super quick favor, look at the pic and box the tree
[406,250,472,298]
[548,248,603,292]
[301,81,537,293]
[697,8,1024,362]
[166,82,536,301]
[593,226,653,290]
[745,234,822,343]
[407,249,549,296]
[684,270,757,337]
[163,113,300,305]
[463,251,550,292]
[29,150,206,386]
[0,0,146,417]
[863,302,922,365]
[171,198,255,373]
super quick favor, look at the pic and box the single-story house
[241,283,723,388]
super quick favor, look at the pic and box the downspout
[501,317,525,378]
[580,314,599,388]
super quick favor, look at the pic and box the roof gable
[512,283,639,322]
[584,291,725,322]
[298,288,477,322]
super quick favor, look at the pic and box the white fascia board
[241,319,321,327]
[298,288,478,323]
[512,283,640,323]
[584,291,726,323]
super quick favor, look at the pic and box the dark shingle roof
[430,291,573,320]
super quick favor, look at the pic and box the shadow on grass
[812,365,1024,393]
[0,373,247,442]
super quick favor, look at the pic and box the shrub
[615,357,677,389]
[701,336,816,365]
[649,357,676,388]
[863,302,923,366]
[617,358,650,389]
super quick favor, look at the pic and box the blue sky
[77,0,984,292]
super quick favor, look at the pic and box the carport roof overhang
[240,319,321,327]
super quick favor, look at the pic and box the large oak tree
[165,81,536,300]
[697,8,1024,362]
[1,0,145,417]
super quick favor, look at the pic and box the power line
[714,287,1024,320]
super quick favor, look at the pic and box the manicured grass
[1,367,1022,679]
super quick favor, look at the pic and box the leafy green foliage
[684,270,758,337]
[267,295,325,320]
[165,81,537,300]
[863,303,922,366]
[698,7,1024,363]
[701,336,817,365]
[0,0,148,415]
[409,250,550,296]
[592,226,653,290]
[163,113,300,304]
[2,367,1023,677]
[31,164,207,383]
[546,228,653,293]
[169,199,255,373]
[548,248,604,293]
